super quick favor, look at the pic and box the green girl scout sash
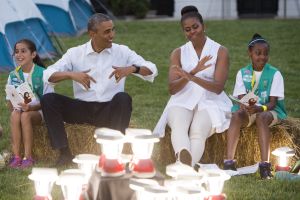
[232,63,287,120]
[9,65,44,99]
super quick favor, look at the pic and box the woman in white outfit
[153,5,232,167]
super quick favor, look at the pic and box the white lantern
[166,161,201,179]
[73,154,99,184]
[204,169,230,200]
[28,168,58,200]
[125,128,159,178]
[94,128,125,177]
[129,178,160,200]
[272,147,295,171]
[129,179,169,200]
[56,169,85,200]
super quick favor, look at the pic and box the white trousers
[167,106,214,166]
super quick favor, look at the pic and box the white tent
[0,0,58,71]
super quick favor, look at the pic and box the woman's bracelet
[262,105,267,111]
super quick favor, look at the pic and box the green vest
[232,63,287,120]
[9,65,45,99]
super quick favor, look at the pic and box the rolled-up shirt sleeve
[125,47,158,82]
[43,50,73,85]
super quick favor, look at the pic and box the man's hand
[71,69,96,90]
[190,55,212,75]
[109,66,135,83]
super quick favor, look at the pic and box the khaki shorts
[247,110,278,127]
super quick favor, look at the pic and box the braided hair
[248,33,270,50]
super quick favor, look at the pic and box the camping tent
[33,0,94,36]
[0,0,58,72]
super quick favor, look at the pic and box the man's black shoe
[55,153,74,167]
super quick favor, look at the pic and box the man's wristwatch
[133,65,141,74]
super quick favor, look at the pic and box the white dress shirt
[43,40,158,102]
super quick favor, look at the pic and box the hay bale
[153,117,300,168]
[32,124,133,162]
[32,123,100,162]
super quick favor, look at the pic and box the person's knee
[112,92,132,106]
[10,110,21,122]
[256,112,272,125]
[40,92,57,106]
[20,112,31,124]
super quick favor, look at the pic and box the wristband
[133,66,140,74]
[262,105,267,111]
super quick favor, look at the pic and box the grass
[1,19,300,199]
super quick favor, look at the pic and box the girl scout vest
[9,64,44,99]
[232,63,287,120]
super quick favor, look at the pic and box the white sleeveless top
[153,37,232,137]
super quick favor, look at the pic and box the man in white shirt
[41,13,158,166]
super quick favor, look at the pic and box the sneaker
[20,157,35,169]
[177,149,192,166]
[102,158,125,177]
[224,160,237,171]
[259,162,273,179]
[8,156,22,168]
[131,158,156,178]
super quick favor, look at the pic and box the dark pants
[41,92,132,150]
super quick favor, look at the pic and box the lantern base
[205,193,227,200]
[131,158,156,178]
[34,195,51,200]
[275,165,291,172]
[101,158,125,177]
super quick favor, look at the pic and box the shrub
[108,0,149,19]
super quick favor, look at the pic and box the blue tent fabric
[69,0,94,31]
[0,33,14,72]
[36,4,77,36]
[5,19,57,60]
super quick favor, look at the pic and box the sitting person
[41,13,158,166]
[224,33,287,179]
[154,6,232,167]
[6,39,54,168]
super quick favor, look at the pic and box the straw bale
[32,124,133,162]
[32,123,100,162]
[153,117,300,168]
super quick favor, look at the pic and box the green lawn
[1,19,300,199]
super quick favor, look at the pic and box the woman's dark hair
[181,5,204,24]
[248,33,270,50]
[14,39,45,68]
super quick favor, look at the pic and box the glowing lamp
[203,169,230,200]
[125,128,159,178]
[129,178,160,200]
[73,154,99,184]
[175,186,205,200]
[56,169,85,200]
[272,147,295,171]
[129,179,169,200]
[94,128,125,177]
[166,161,201,179]
[28,168,58,200]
